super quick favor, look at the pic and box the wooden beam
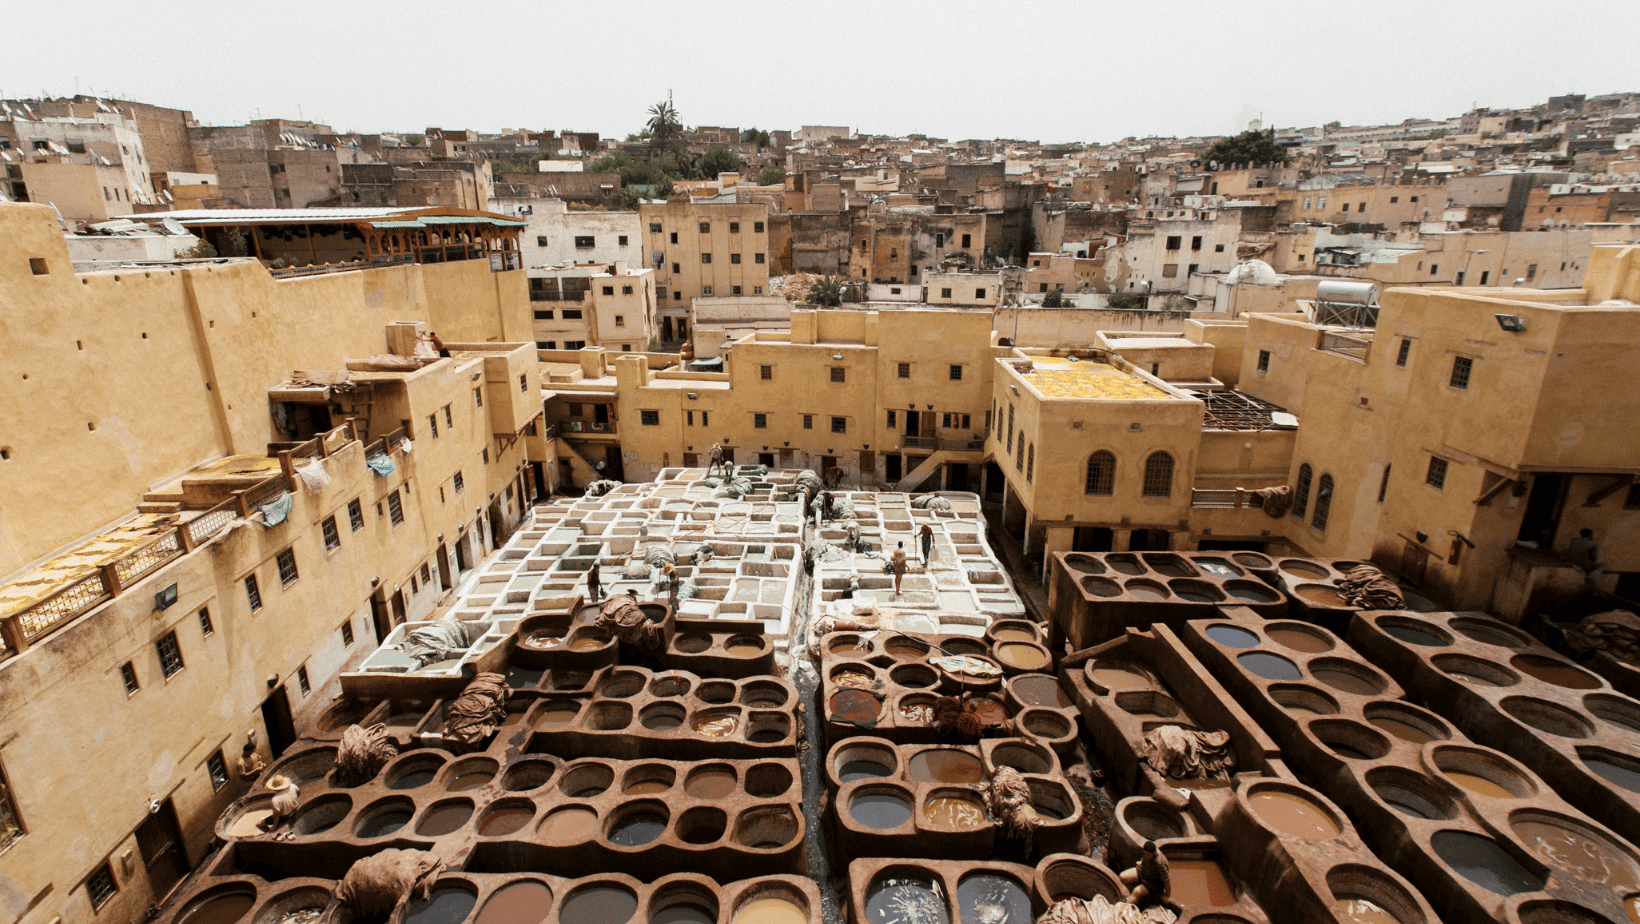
[1584,473,1635,507]
[1474,476,1517,506]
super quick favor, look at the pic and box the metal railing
[1317,331,1371,362]
[1191,489,1248,508]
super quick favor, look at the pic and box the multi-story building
[639,199,773,345]
[527,262,658,352]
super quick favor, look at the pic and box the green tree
[757,165,786,186]
[646,98,681,153]
[741,128,770,149]
[1041,289,1066,308]
[700,145,745,178]
[1201,129,1289,167]
[808,276,844,307]
[1107,292,1146,311]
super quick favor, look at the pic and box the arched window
[1142,452,1174,497]
[1027,444,1035,483]
[1085,451,1115,495]
[1312,474,1334,531]
[1293,463,1313,518]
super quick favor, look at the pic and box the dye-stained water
[177,892,255,924]
[907,750,984,783]
[1508,818,1640,889]
[900,703,935,724]
[1248,791,1340,839]
[1205,625,1260,648]
[1431,831,1545,896]
[1370,717,1438,745]
[684,768,737,798]
[1012,676,1072,708]
[1237,652,1302,681]
[732,897,807,924]
[1585,756,1640,794]
[608,811,667,847]
[1336,898,1398,924]
[404,889,476,924]
[1267,628,1333,653]
[558,886,637,924]
[991,628,1035,643]
[850,791,913,829]
[693,714,739,737]
[956,873,1031,924]
[537,807,596,844]
[1313,669,1381,695]
[478,806,534,836]
[833,671,877,689]
[475,881,552,924]
[865,878,948,924]
[995,643,1047,670]
[652,902,716,924]
[357,809,412,838]
[1384,624,1447,646]
[923,795,986,830]
[1169,860,1236,907]
[1088,664,1150,690]
[1443,771,1514,800]
[838,760,892,783]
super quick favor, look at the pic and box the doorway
[369,589,390,643]
[1127,529,1170,551]
[436,545,453,592]
[593,404,610,429]
[759,452,775,468]
[135,798,189,900]
[602,445,625,482]
[948,462,970,491]
[1517,473,1565,547]
[455,533,470,572]
[260,687,297,759]
[885,453,903,484]
[1073,527,1114,552]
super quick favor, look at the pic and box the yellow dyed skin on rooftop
[1024,360,1168,400]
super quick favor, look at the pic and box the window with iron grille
[348,499,364,531]
[297,665,311,695]
[640,410,660,426]
[701,253,712,264]
[120,661,140,695]
[949,364,962,381]
[803,415,813,429]
[650,223,662,233]
[731,253,741,264]
[1293,464,1313,517]
[453,471,464,493]
[754,413,767,429]
[156,631,184,678]
[244,574,263,611]
[443,405,453,429]
[898,363,910,378]
[1085,451,1115,495]
[1426,456,1448,489]
[421,563,432,585]
[86,861,118,909]
[574,236,595,248]
[1379,465,1392,503]
[322,516,340,550]
[481,449,489,465]
[1450,355,1473,389]
[760,365,772,380]
[887,411,897,427]
[1015,440,1024,472]
[1312,475,1334,530]
[276,548,298,586]
[341,620,355,647]
[387,490,404,526]
[207,750,229,791]
[1142,452,1174,497]
[1396,339,1411,367]
[474,387,483,407]
[199,607,214,636]
[830,367,845,383]
[0,761,21,851]
[1027,444,1035,483]
[427,413,438,439]
[1257,350,1270,372]
[831,417,846,434]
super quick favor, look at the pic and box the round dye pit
[1232,552,1274,569]
[1280,560,1330,578]
[1170,859,1236,908]
[178,891,256,924]
[684,766,738,798]
[1065,554,1106,574]
[865,878,948,924]
[1223,580,1281,604]
[830,640,873,659]
[849,790,914,829]
[389,767,440,790]
[1012,674,1072,708]
[832,670,876,690]
[1501,698,1593,739]
[478,804,535,836]
[1336,899,1399,924]
[692,712,739,737]
[829,690,882,725]
[568,634,609,652]
[1171,580,1224,603]
[1295,584,1347,607]
[956,873,1031,924]
[538,807,597,844]
[899,698,936,725]
[1382,619,1450,647]
[1249,790,1340,839]
[535,703,581,727]
[1108,556,1145,575]
[725,637,765,658]
[640,704,685,731]
[652,899,716,924]
[415,801,473,836]
[623,767,674,796]
[356,807,413,838]
[1238,651,1302,681]
[1123,800,1186,841]
[1431,831,1545,896]
[1509,815,1640,890]
[1080,577,1122,598]
[673,633,711,653]
[1587,694,1640,734]
[1370,717,1439,745]
[559,885,638,924]
[1267,626,1335,653]
[1511,655,1601,690]
[908,749,984,783]
[1443,771,1516,799]
[995,642,1048,670]
[1311,662,1386,696]
[838,760,893,783]
[608,809,668,847]
[227,808,274,838]
[1451,617,1530,649]
[404,888,476,924]
[475,881,552,924]
[991,627,1036,643]
[1125,580,1169,601]
[445,760,497,792]
[1585,754,1640,794]
[1194,558,1245,578]
[1087,661,1150,691]
[923,793,987,829]
[731,896,806,924]
[1272,685,1339,717]
[1206,624,1261,649]
[1435,656,1517,688]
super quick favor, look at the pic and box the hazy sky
[4,0,1636,144]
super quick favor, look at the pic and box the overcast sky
[4,0,1636,144]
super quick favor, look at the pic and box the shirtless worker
[918,523,934,566]
[891,542,908,596]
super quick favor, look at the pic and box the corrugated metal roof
[113,207,525,228]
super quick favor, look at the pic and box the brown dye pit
[537,807,597,844]
[1313,669,1382,696]
[178,892,256,924]
[693,714,739,737]
[1248,791,1340,839]
[1268,627,1334,653]
[684,767,737,798]
[1446,669,1505,687]
[996,643,1047,670]
[228,810,274,837]
[992,628,1036,643]
[732,897,806,924]
[831,645,872,659]
[833,671,875,689]
[569,637,606,651]
[969,700,1008,728]
[923,794,987,829]
[900,703,935,724]
[625,781,670,795]
[558,886,637,924]
[448,770,494,791]
[908,749,985,783]
[726,642,764,657]
[1297,585,1347,606]
[1126,583,1168,601]
[475,881,552,924]
[416,801,473,836]
[1089,664,1150,691]
[1170,859,1236,907]
[479,806,535,836]
[1370,718,1437,745]
[887,639,930,659]
[1444,771,1515,799]
[1511,655,1601,690]
[1280,560,1329,578]
[830,690,882,724]
[1013,676,1072,708]
[1337,899,1398,924]
[537,705,580,726]
[1509,818,1640,889]
[1109,556,1145,575]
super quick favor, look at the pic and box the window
[387,490,405,526]
[342,620,355,647]
[1142,452,1174,497]
[701,411,709,426]
[603,286,615,296]
[1426,456,1448,489]
[1450,356,1473,389]
[614,315,625,327]
[1016,439,1025,472]
[1191,235,1203,251]
[276,548,299,586]
[618,235,629,246]
[730,253,741,264]
[1027,444,1035,483]
[941,287,953,298]
[1257,350,1270,372]
[120,661,140,695]
[755,253,765,264]
[830,367,846,383]
[898,362,911,378]
[640,410,660,426]
[961,234,972,249]
[86,862,118,910]
[207,750,230,791]
[427,414,438,439]
[1166,235,1181,251]
[453,471,464,493]
[754,413,767,428]
[699,222,710,233]
[803,414,813,429]
[1303,197,1312,210]
[936,233,946,247]
[686,411,694,426]
[1341,202,1350,212]
[975,288,986,299]
[887,411,897,427]
[482,448,490,465]
[754,286,763,294]
[732,286,742,296]
[1214,244,1224,253]
[701,253,712,264]
[1624,482,1640,510]
[153,630,185,679]
[1378,465,1392,503]
[754,222,764,233]
[574,236,595,248]
[650,223,663,233]
[297,665,311,695]
[534,309,553,320]
[199,607,214,636]
[322,515,340,550]
[348,498,364,531]
[1162,264,1178,278]
[1479,271,1490,286]
[536,235,549,247]
[729,222,740,233]
[29,258,49,276]
[949,365,962,381]
[244,574,263,611]
[520,374,528,392]
[760,364,772,380]
[622,285,633,295]
[1085,451,1115,495]
[1526,264,1537,280]
[1293,463,1313,518]
[1429,264,1439,276]
[831,417,847,434]
[561,308,583,320]
[1187,264,1198,276]
[1312,475,1334,530]
[670,233,678,245]
[1396,339,1411,367]
[1390,196,1399,203]
[565,339,586,349]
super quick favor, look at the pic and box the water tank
[1314,280,1378,305]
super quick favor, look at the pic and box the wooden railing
[1317,331,1371,362]
[0,421,379,661]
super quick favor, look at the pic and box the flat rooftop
[1017,357,1169,400]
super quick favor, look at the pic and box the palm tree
[646,98,681,153]
[808,276,844,307]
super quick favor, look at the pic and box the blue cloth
[260,491,293,528]
[366,453,396,476]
